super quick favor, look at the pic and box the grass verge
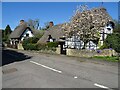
[92,56,119,62]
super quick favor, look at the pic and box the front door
[60,42,66,55]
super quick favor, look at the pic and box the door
[60,42,66,55]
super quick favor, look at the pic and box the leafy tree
[4,25,12,35]
[113,20,120,33]
[100,20,120,52]
[3,25,12,42]
[2,30,4,38]
[62,5,113,49]
[43,22,50,30]
[27,19,40,30]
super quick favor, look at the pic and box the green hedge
[36,43,47,50]
[101,33,120,53]
[99,43,108,49]
[36,42,59,51]
[26,44,38,50]
[22,36,59,51]
[47,42,59,48]
[22,37,39,50]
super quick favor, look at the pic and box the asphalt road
[2,48,119,89]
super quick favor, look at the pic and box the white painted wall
[86,41,97,50]
[99,24,113,46]
[21,29,34,41]
[65,36,84,49]
[64,24,113,50]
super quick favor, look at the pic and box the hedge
[22,37,39,50]
[22,36,59,51]
[101,33,120,53]
[36,42,59,51]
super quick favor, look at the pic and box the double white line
[30,61,62,73]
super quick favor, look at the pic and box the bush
[27,44,38,50]
[22,37,39,50]
[27,37,39,44]
[36,42,59,51]
[23,43,38,50]
[36,43,47,50]
[22,35,59,51]
[47,42,59,48]
[99,43,108,49]
[102,33,120,53]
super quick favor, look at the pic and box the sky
[2,2,118,30]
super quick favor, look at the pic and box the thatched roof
[9,23,39,39]
[37,24,65,43]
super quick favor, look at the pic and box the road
[2,48,119,89]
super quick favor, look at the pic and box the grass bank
[92,56,119,62]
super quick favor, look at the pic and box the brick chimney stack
[20,20,25,25]
[49,21,54,27]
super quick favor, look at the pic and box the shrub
[28,37,39,44]
[36,43,47,50]
[22,37,39,50]
[102,33,120,53]
[23,43,38,50]
[99,43,108,49]
[27,44,38,50]
[23,35,59,51]
[36,42,59,51]
[107,33,120,53]
[47,42,59,48]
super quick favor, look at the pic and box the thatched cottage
[37,23,65,43]
[9,20,38,46]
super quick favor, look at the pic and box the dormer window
[50,39,53,42]
[107,28,111,31]
[47,35,53,42]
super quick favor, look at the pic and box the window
[26,34,29,37]
[47,35,53,42]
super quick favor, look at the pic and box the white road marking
[30,61,62,73]
[94,83,112,90]
[74,76,78,79]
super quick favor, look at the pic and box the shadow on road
[2,49,32,66]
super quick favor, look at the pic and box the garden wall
[66,48,118,57]
[17,43,24,50]
[66,49,95,57]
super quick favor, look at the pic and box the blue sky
[2,2,118,30]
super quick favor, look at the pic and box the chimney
[49,21,54,27]
[20,20,25,25]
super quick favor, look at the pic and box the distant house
[37,22,66,54]
[37,22,65,44]
[9,20,38,46]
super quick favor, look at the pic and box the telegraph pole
[101,1,104,7]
